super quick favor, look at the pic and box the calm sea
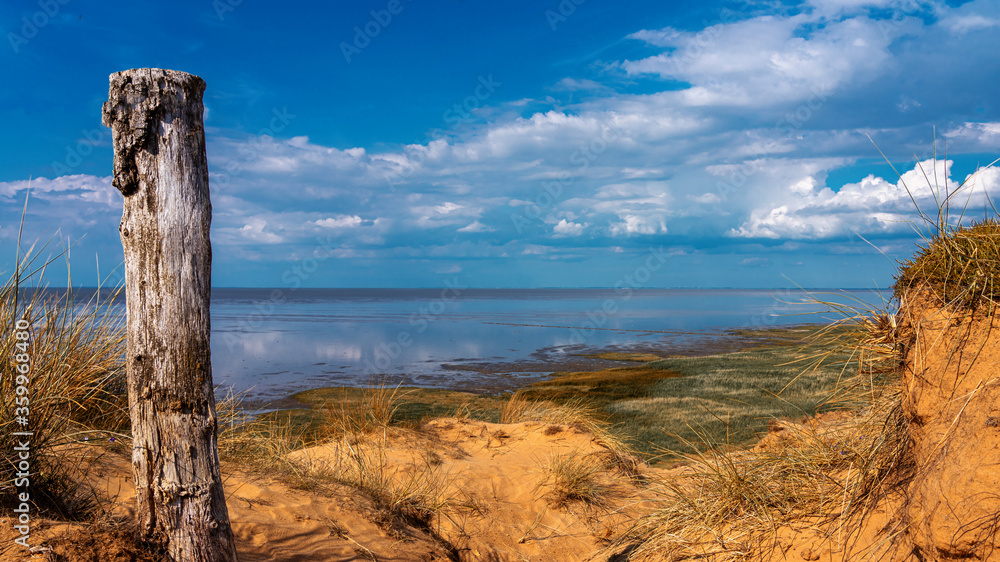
[57,288,888,404]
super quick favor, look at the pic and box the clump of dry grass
[501,391,610,429]
[538,450,613,509]
[498,390,536,424]
[316,383,459,530]
[318,432,453,528]
[218,383,411,476]
[871,140,1000,310]
[216,396,319,477]
[895,218,1000,310]
[501,391,643,479]
[502,392,615,446]
[323,383,407,436]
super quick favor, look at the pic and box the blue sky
[1,0,999,289]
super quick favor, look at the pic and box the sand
[1,419,666,561]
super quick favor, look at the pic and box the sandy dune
[2,419,663,561]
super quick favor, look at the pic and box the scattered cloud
[689,193,721,205]
[237,218,284,244]
[945,122,1000,149]
[942,14,1000,34]
[553,78,611,92]
[610,215,668,236]
[897,96,921,112]
[315,215,363,229]
[553,219,586,237]
[458,220,493,233]
[621,15,893,107]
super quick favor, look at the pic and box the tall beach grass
[1,256,127,518]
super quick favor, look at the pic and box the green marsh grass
[611,332,855,459]
[508,325,856,461]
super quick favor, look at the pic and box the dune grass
[1,260,128,519]
[223,382,644,537]
[252,323,878,556]
[882,141,1000,310]
[538,450,613,509]
[227,318,869,557]
[895,218,1000,309]
[216,397,321,477]
[302,385,513,428]
[603,260,908,560]
[293,429,456,532]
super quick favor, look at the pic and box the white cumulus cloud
[237,218,284,244]
[553,219,586,237]
[731,160,1000,239]
[314,215,363,229]
[610,215,667,236]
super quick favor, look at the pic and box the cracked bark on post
[102,68,238,562]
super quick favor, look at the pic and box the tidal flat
[271,324,857,463]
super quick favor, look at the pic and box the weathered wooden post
[102,68,239,562]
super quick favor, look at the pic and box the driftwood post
[102,68,238,562]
